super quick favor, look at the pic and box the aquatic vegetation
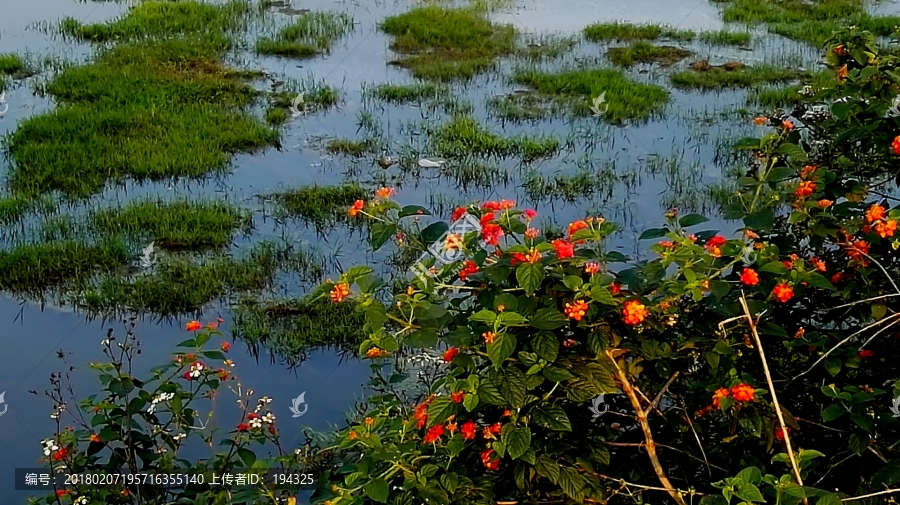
[428,116,559,161]
[233,296,364,366]
[671,64,802,89]
[0,239,130,295]
[265,107,290,124]
[0,53,34,80]
[381,6,516,80]
[89,199,252,250]
[719,0,864,24]
[267,183,368,228]
[699,29,751,46]
[366,82,448,104]
[522,164,617,202]
[486,92,562,122]
[326,138,378,157]
[747,69,835,106]
[606,42,692,67]
[583,22,695,42]
[255,11,354,57]
[516,36,578,60]
[512,68,669,122]
[437,160,511,189]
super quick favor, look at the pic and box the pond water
[0,0,874,501]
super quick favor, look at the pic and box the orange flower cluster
[423,424,444,444]
[482,422,502,440]
[772,283,794,303]
[799,165,817,180]
[847,239,869,264]
[375,187,396,199]
[482,331,496,344]
[450,391,465,403]
[705,235,726,257]
[893,135,900,156]
[584,262,601,274]
[564,299,588,321]
[837,64,848,80]
[348,200,365,217]
[753,117,767,126]
[568,220,588,239]
[739,268,759,286]
[461,420,477,440]
[442,347,459,362]
[552,239,575,259]
[459,260,479,281]
[524,248,542,264]
[481,448,500,470]
[623,299,649,325]
[330,282,351,303]
[365,347,389,359]
[866,204,898,238]
[710,383,755,410]
[794,180,816,199]
[818,199,833,208]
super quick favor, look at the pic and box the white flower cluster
[148,392,175,414]
[253,396,273,413]
[75,496,89,505]
[50,403,66,420]
[248,412,276,429]
[41,438,60,456]
[188,362,204,379]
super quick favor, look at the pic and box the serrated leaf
[517,263,545,296]
[364,478,389,502]
[776,143,808,162]
[532,404,572,431]
[639,227,667,240]
[427,396,457,428]
[679,214,709,227]
[532,332,559,362]
[488,333,517,368]
[542,366,574,382]
[504,426,531,459]
[530,308,569,330]
[590,286,615,305]
[370,223,397,251]
[463,393,479,412]
[535,457,560,483]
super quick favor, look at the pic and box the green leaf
[497,311,528,326]
[736,467,762,485]
[679,214,709,227]
[821,404,845,422]
[542,366,574,382]
[427,396,457,428]
[776,142,808,162]
[495,367,527,409]
[364,478,389,502]
[517,263,546,296]
[530,308,569,330]
[535,457,560,484]
[370,223,398,251]
[758,261,789,274]
[873,303,888,320]
[590,287,615,305]
[504,426,531,459]
[237,448,257,467]
[817,494,843,505]
[532,332,559,362]
[872,460,900,486]
[805,272,835,290]
[421,221,450,243]
[488,333,517,368]
[532,404,572,431]
[639,228,667,240]
[823,357,841,377]
[405,330,438,348]
[558,467,586,500]
[399,205,430,218]
[470,309,497,323]
[734,482,765,502]
[744,209,775,232]
[463,393,479,412]
[734,137,761,149]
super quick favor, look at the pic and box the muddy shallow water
[0,0,878,501]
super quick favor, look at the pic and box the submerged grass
[699,30,751,46]
[748,69,835,106]
[326,138,377,156]
[719,0,864,24]
[233,296,364,366]
[256,11,354,57]
[89,199,252,249]
[367,82,448,104]
[381,6,516,80]
[671,64,802,89]
[0,239,130,294]
[486,92,563,122]
[429,116,559,161]
[0,53,34,78]
[583,22,695,42]
[512,68,669,122]
[268,184,368,228]
[606,42,692,67]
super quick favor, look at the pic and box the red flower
[451,391,465,403]
[483,422,502,439]
[730,383,755,402]
[480,212,496,226]
[705,235,727,257]
[461,420,477,440]
[739,268,759,286]
[623,300,649,325]
[330,282,351,303]
[772,283,794,303]
[847,240,869,262]
[348,199,365,217]
[481,448,500,470]
[220,341,231,352]
[551,239,575,259]
[831,272,846,284]
[186,320,202,331]
[423,424,444,443]
[237,423,250,432]
[451,206,467,221]
[56,490,69,498]
[568,220,588,238]
[482,201,501,211]
[794,181,816,198]
[712,387,730,409]
[522,209,537,220]
[775,426,792,441]
[442,347,459,362]
[893,135,900,156]
[866,204,886,223]
[51,447,68,461]
[482,223,503,246]
[610,282,621,294]
[499,199,516,209]
[413,403,429,429]
[564,300,588,321]
[459,260,479,281]
[859,349,874,359]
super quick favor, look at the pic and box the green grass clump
[271,82,340,112]
[233,296,364,366]
[367,82,447,104]
[671,65,802,89]
[89,199,251,249]
[0,240,130,294]
[381,6,516,81]
[523,167,616,202]
[486,93,561,122]
[583,22,695,42]
[256,11,354,56]
[268,184,368,228]
[747,69,836,106]
[430,116,559,161]
[517,36,578,60]
[6,38,279,198]
[326,138,377,156]
[0,53,33,78]
[512,68,669,122]
[699,30,751,46]
[606,42,692,67]
[60,0,249,45]
[266,107,290,124]
[720,0,864,24]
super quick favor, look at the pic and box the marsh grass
[268,184,367,228]
[429,116,559,161]
[256,11,354,57]
[266,107,290,124]
[606,42,692,67]
[367,82,448,104]
[719,0,864,24]
[583,22,695,42]
[381,6,516,80]
[747,69,835,106]
[512,68,669,122]
[439,161,511,189]
[326,138,378,156]
[0,239,130,294]
[486,92,563,122]
[522,165,617,202]
[270,77,340,112]
[516,36,578,60]
[233,296,364,366]
[0,53,35,79]
[89,199,252,250]
[699,30,751,46]
[671,64,803,89]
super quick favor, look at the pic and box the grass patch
[0,239,130,294]
[719,0,864,24]
[255,11,354,57]
[0,53,35,79]
[367,82,448,104]
[268,183,367,228]
[606,42,692,67]
[512,68,669,122]
[516,36,578,60]
[699,30,751,46]
[429,116,559,161]
[523,166,617,202]
[326,138,377,157]
[381,6,516,81]
[271,80,340,112]
[486,93,562,122]
[583,22,695,42]
[671,64,802,89]
[747,69,836,107]
[233,296,364,366]
[89,199,252,250]
[72,241,324,316]
[266,107,290,124]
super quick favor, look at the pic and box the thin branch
[739,294,806,500]
[852,247,900,295]
[680,402,714,478]
[603,441,725,471]
[606,350,688,505]
[594,473,705,496]
[859,316,900,349]
[823,293,900,311]
[842,488,900,501]
[645,372,679,416]
[812,452,856,486]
